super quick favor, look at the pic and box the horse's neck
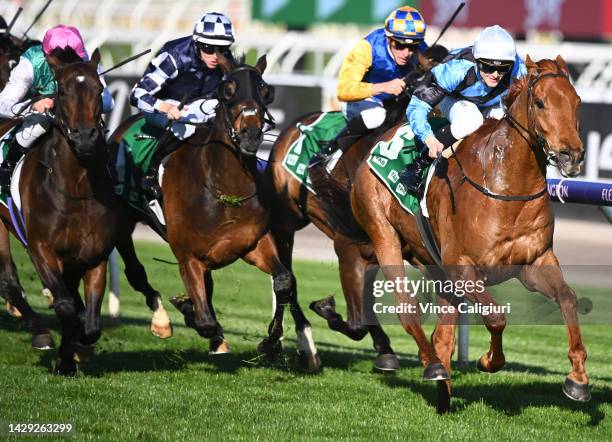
[44,131,112,201]
[462,92,547,196]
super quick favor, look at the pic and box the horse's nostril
[558,150,572,162]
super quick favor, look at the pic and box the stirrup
[142,173,161,200]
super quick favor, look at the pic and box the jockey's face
[480,70,506,88]
[197,43,232,69]
[477,59,513,88]
[389,38,419,66]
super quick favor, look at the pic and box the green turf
[1,239,611,441]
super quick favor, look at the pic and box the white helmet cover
[472,25,516,62]
[193,12,234,46]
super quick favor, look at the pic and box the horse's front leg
[79,262,107,346]
[30,245,77,375]
[519,249,590,402]
[174,255,222,343]
[243,233,321,372]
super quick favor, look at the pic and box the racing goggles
[197,42,232,56]
[477,58,514,75]
[390,38,420,52]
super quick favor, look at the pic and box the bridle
[452,62,571,202]
[216,65,275,148]
[504,61,570,169]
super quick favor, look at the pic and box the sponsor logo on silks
[287,154,299,166]
[396,182,407,196]
[297,164,306,175]
[372,156,388,167]
[388,169,400,183]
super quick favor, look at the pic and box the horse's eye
[535,98,545,109]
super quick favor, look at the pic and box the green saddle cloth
[367,118,447,215]
[114,118,163,211]
[282,111,346,192]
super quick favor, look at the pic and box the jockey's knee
[450,106,484,139]
[360,106,386,130]
[16,114,51,148]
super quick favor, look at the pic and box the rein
[451,64,569,202]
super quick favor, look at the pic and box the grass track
[1,240,611,441]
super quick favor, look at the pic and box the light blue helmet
[473,25,516,62]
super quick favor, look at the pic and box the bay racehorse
[265,47,447,372]
[6,48,171,374]
[156,52,320,369]
[312,56,586,412]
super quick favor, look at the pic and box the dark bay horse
[265,49,447,372]
[159,53,319,370]
[7,48,171,374]
[314,56,586,411]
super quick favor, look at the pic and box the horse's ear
[90,48,101,67]
[417,52,432,71]
[555,54,570,76]
[254,54,267,75]
[216,51,233,75]
[525,54,538,73]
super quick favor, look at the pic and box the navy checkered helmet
[193,12,234,46]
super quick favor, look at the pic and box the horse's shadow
[380,370,610,425]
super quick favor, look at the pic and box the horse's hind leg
[0,223,54,349]
[519,250,590,402]
[115,229,172,339]
[244,233,321,372]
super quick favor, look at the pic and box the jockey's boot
[0,138,25,194]
[142,135,183,200]
[308,114,369,168]
[399,124,457,197]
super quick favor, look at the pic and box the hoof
[423,363,450,381]
[32,333,55,350]
[562,377,591,402]
[54,360,77,377]
[309,296,335,318]
[477,352,505,373]
[209,338,231,355]
[257,338,282,362]
[374,353,400,372]
[5,300,22,318]
[42,288,54,308]
[73,343,95,364]
[298,351,322,373]
[150,321,173,340]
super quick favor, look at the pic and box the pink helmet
[42,25,87,59]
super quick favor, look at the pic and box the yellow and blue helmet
[384,6,427,43]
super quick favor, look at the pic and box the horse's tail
[308,164,369,243]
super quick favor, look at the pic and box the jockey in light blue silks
[400,25,527,194]
[130,12,236,199]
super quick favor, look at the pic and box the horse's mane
[47,46,82,64]
[504,58,563,107]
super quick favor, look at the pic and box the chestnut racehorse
[312,56,586,412]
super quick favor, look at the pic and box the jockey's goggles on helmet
[197,42,231,56]
[390,38,420,52]
[477,58,513,75]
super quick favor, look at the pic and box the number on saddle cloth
[366,117,447,215]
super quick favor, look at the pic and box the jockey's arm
[336,40,374,102]
[129,51,179,114]
[407,59,472,143]
[97,66,115,113]
[0,56,33,118]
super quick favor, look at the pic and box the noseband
[217,66,275,148]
